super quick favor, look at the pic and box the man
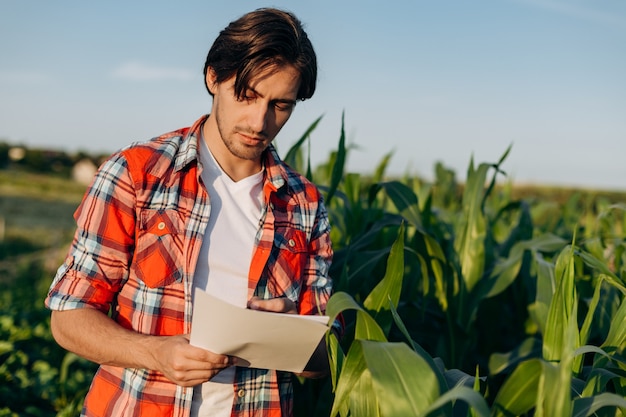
[46,8,334,417]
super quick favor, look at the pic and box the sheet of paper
[190,288,330,373]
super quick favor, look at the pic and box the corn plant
[286,115,626,416]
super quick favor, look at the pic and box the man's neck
[202,117,264,182]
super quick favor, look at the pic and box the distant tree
[0,141,9,169]
[15,148,73,176]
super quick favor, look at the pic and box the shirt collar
[173,114,207,172]
[262,144,287,192]
[176,114,289,192]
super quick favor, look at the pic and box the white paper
[190,288,330,373]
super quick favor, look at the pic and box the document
[190,288,330,373]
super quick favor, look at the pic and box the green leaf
[363,223,405,335]
[528,253,556,335]
[283,115,323,169]
[579,276,604,347]
[423,234,448,311]
[372,152,394,184]
[377,181,425,233]
[389,302,450,397]
[326,292,387,342]
[327,330,344,392]
[421,386,491,417]
[349,370,381,417]
[572,393,626,417]
[601,296,626,351]
[361,340,440,416]
[325,111,347,205]
[492,358,544,417]
[0,341,13,356]
[488,337,542,375]
[454,163,489,291]
[582,368,625,397]
[330,341,369,417]
[543,245,578,362]
[577,251,626,293]
[486,234,567,299]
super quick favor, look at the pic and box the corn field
[1,116,626,416]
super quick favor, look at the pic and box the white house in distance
[71,159,98,186]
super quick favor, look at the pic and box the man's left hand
[247,296,297,314]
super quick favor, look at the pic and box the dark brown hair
[203,8,317,101]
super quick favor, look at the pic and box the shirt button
[288,239,296,247]
[237,389,245,398]
[157,221,166,230]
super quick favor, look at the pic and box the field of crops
[1,120,625,416]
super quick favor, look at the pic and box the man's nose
[248,102,269,133]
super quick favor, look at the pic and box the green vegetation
[0,171,96,416]
[1,120,626,416]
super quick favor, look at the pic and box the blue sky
[1,0,625,190]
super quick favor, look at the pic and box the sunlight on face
[203,64,301,174]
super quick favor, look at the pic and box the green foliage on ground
[1,120,626,416]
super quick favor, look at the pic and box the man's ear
[205,67,218,94]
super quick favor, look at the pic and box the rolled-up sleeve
[46,152,136,314]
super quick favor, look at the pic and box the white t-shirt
[190,138,264,417]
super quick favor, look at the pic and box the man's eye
[274,102,294,112]
[238,92,256,102]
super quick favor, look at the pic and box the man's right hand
[50,309,232,387]
[152,335,233,386]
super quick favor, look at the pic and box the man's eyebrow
[247,86,297,104]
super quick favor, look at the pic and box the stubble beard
[215,114,268,162]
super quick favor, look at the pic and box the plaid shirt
[46,115,333,417]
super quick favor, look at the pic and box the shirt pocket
[273,227,308,285]
[132,209,185,288]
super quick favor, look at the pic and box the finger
[181,342,232,365]
[248,297,297,314]
[168,368,224,387]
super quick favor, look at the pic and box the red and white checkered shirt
[46,115,334,417]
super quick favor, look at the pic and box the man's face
[206,64,301,163]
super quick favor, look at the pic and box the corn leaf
[546,307,577,417]
[423,234,448,311]
[579,275,604,347]
[327,330,344,392]
[330,341,369,417]
[350,370,381,417]
[455,163,489,291]
[543,245,578,361]
[420,386,491,417]
[363,223,405,335]
[377,180,425,233]
[572,393,626,417]
[485,234,567,299]
[361,340,440,416]
[577,251,626,293]
[283,115,323,170]
[390,301,450,398]
[528,252,556,336]
[488,337,542,375]
[371,151,394,184]
[325,111,347,205]
[492,358,544,417]
[582,368,625,397]
[325,291,387,342]
[601,296,626,351]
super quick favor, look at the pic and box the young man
[45,8,334,417]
